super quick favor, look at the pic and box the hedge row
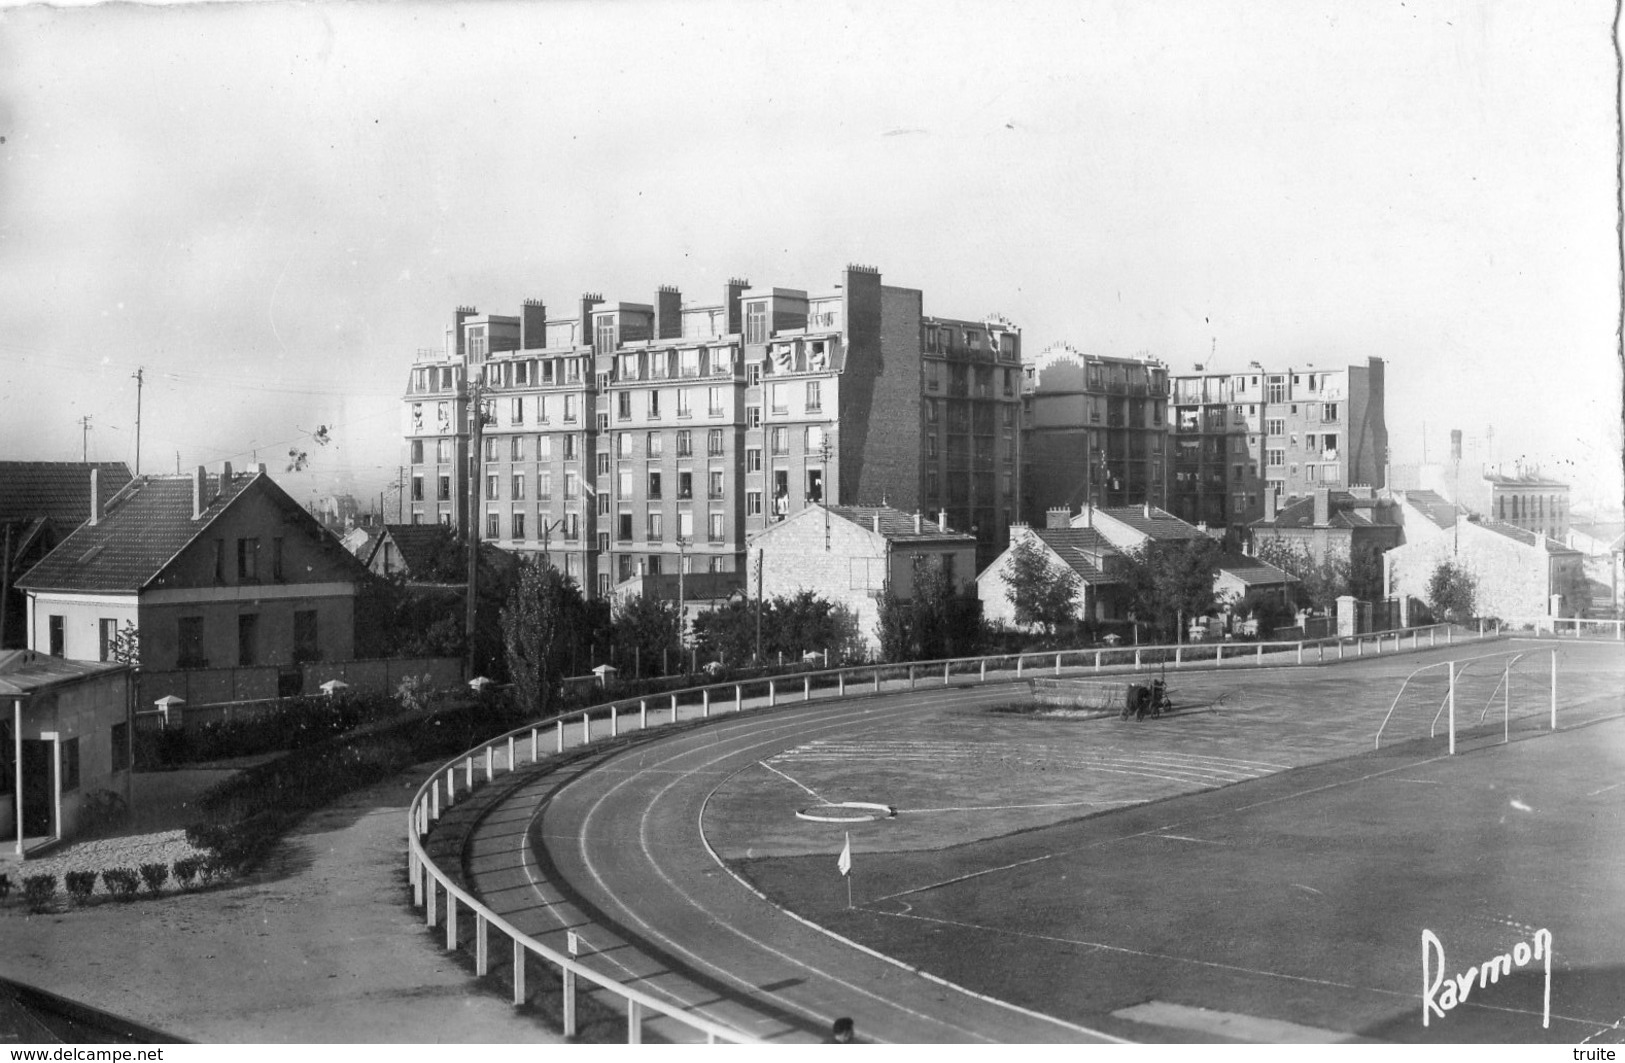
[2,855,227,913]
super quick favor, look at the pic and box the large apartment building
[1166,357,1387,529]
[1021,345,1170,520]
[400,266,1021,597]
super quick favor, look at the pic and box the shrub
[102,867,141,900]
[64,870,98,905]
[172,855,203,889]
[0,873,11,903]
[199,854,228,885]
[138,862,170,894]
[22,874,57,913]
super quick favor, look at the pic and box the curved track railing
[406,620,1493,1042]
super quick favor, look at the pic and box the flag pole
[847,870,853,910]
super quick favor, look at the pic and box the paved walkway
[0,764,561,1043]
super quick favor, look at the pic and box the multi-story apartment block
[1167,358,1387,529]
[400,266,1021,597]
[1021,345,1169,521]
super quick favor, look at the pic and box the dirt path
[0,765,560,1043]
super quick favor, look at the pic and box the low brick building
[750,504,976,650]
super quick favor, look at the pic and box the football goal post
[1375,649,1557,753]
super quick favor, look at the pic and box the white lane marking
[1156,834,1226,845]
[1112,1000,1368,1043]
[1291,884,1323,896]
[566,687,1013,1042]
[757,759,827,801]
[902,800,1127,814]
[1587,780,1624,796]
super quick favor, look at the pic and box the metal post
[1054,654,1062,676]
[1016,656,1024,678]
[446,894,457,950]
[1175,646,1183,666]
[1134,648,1141,669]
[1256,643,1263,665]
[412,851,423,906]
[1550,649,1557,730]
[562,967,577,1038]
[640,700,647,730]
[874,669,880,693]
[512,940,526,1006]
[945,661,952,684]
[465,755,474,791]
[530,728,539,764]
[446,767,456,805]
[768,680,777,706]
[475,914,489,975]
[839,672,847,696]
[804,675,811,700]
[703,688,711,716]
[908,665,915,689]
[1504,661,1511,744]
[1095,651,1101,671]
[1216,644,1223,666]
[507,735,515,772]
[1447,661,1457,756]
[628,1000,643,1044]
[581,712,590,744]
[980,659,987,682]
[430,781,440,820]
[1431,627,1437,647]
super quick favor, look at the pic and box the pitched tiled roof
[1097,505,1211,541]
[373,523,458,576]
[1031,527,1120,585]
[1401,490,1465,530]
[1475,520,1583,554]
[1216,552,1296,587]
[0,650,126,696]
[826,505,976,543]
[17,472,258,593]
[0,462,132,527]
[1256,493,1401,530]
[1485,473,1568,488]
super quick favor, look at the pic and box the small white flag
[837,832,852,877]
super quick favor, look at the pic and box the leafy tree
[1121,539,1222,643]
[110,621,140,666]
[1002,535,1081,635]
[501,560,590,717]
[1254,537,1348,610]
[692,591,866,666]
[612,594,683,677]
[1348,545,1385,602]
[875,556,983,663]
[1426,560,1477,623]
[1553,563,1592,618]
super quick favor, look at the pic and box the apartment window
[596,452,611,476]
[708,512,726,542]
[805,380,822,411]
[1266,418,1285,437]
[647,511,663,541]
[1267,377,1285,403]
[511,397,525,425]
[538,471,552,499]
[708,386,725,417]
[1233,464,1245,483]
[564,394,578,422]
[805,468,823,503]
[1306,464,1319,482]
[925,361,941,391]
[97,618,117,662]
[237,537,260,581]
[111,722,129,773]
[410,475,424,505]
[646,555,663,576]
[594,315,617,354]
[617,554,634,581]
[410,439,424,464]
[678,471,694,499]
[746,448,762,472]
[647,471,662,498]
[747,405,762,428]
[537,395,550,423]
[771,427,789,455]
[680,348,700,378]
[745,301,768,345]
[598,492,610,515]
[617,469,634,498]
[563,435,578,460]
[805,425,825,452]
[771,383,788,413]
[649,390,662,419]
[486,512,500,539]
[564,513,579,540]
[1267,449,1285,467]
[676,430,693,457]
[772,470,789,517]
[238,613,258,666]
[617,392,632,420]
[926,435,938,458]
[484,473,499,499]
[510,436,525,460]
[613,433,630,459]
[747,362,763,387]
[512,474,525,500]
[1322,403,1339,422]
[678,510,695,539]
[642,432,661,457]
[435,438,450,463]
[484,437,500,461]
[426,474,444,502]
[596,532,610,553]
[677,389,693,417]
[617,512,634,541]
[61,736,80,794]
[708,429,724,456]
[512,510,527,540]
[747,490,763,516]
[925,399,938,424]
[709,470,725,499]
[177,615,205,668]
[565,471,580,499]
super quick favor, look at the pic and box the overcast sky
[1,0,1619,513]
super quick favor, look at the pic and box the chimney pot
[914,512,922,534]
[221,461,233,492]
[1045,506,1070,529]
[193,466,207,520]
[89,468,101,526]
[872,513,880,534]
[938,508,949,532]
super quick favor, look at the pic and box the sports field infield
[718,641,1625,1043]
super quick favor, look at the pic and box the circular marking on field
[795,801,896,823]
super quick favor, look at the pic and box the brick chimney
[723,278,750,337]
[1046,506,1070,529]
[88,468,101,526]
[193,465,207,520]
[938,508,949,532]
[1265,488,1277,523]
[452,306,476,357]
[221,461,233,492]
[579,293,604,343]
[520,298,547,349]
[1314,487,1331,527]
[1081,502,1093,528]
[655,286,682,340]
[1143,499,1152,520]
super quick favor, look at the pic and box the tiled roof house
[16,464,369,682]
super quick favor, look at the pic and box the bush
[102,867,141,900]
[134,689,404,769]
[172,855,203,889]
[64,870,98,905]
[138,862,170,894]
[199,854,227,885]
[0,873,10,903]
[78,789,129,834]
[22,874,57,913]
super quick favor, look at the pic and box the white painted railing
[1499,616,1625,640]
[405,620,1492,1041]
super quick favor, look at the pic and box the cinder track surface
[462,640,1623,1043]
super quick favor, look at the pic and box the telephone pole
[131,367,144,474]
[466,382,485,679]
[78,415,92,462]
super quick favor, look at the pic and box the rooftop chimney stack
[914,512,922,535]
[193,466,207,520]
[1046,506,1070,529]
[1143,500,1152,520]
[655,285,682,340]
[1082,502,1093,528]
[221,462,233,495]
[723,278,750,337]
[1314,487,1331,527]
[520,299,548,349]
[89,468,101,526]
[938,508,949,532]
[872,513,880,534]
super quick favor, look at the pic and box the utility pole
[397,466,405,523]
[78,415,92,462]
[131,367,144,475]
[466,382,485,679]
[675,536,690,650]
[754,548,764,664]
